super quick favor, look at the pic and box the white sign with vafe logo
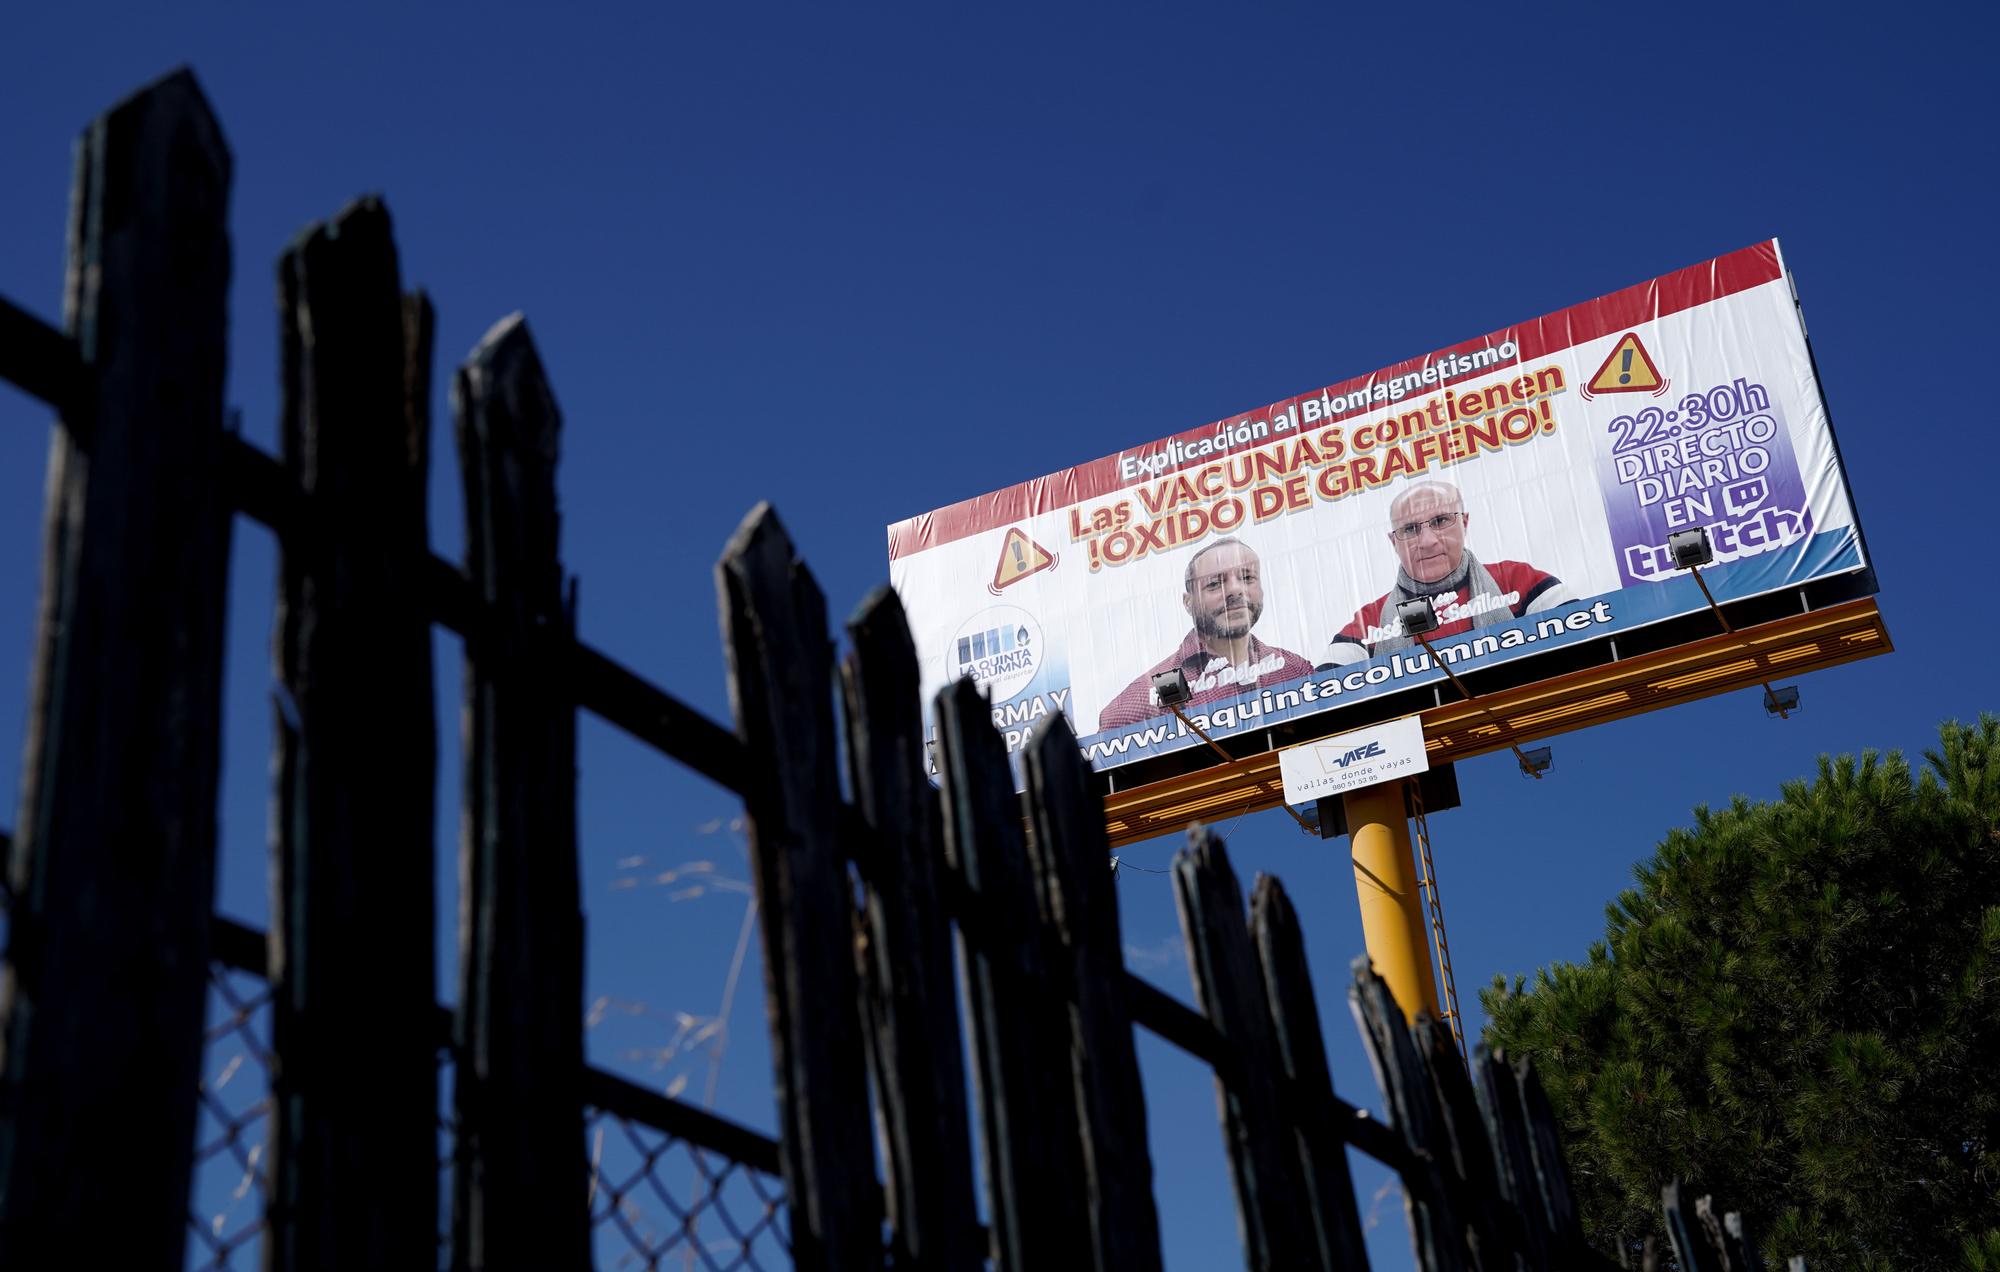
[1278,714,1429,805]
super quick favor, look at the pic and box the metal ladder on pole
[1409,780,1467,1062]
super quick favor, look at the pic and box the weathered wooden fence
[0,69,787,1272]
[718,507,1799,1272]
[0,69,1800,1271]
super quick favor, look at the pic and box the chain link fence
[187,965,273,1269]
[587,1107,790,1271]
[184,951,790,1271]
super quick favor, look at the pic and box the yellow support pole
[1344,781,1440,1023]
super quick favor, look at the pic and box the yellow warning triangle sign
[1586,332,1666,395]
[992,528,1055,591]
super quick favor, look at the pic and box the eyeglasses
[1390,512,1464,541]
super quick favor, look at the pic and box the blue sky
[2,4,1995,1268]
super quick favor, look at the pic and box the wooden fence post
[1172,828,1313,1271]
[1022,715,1163,1272]
[934,679,1089,1269]
[1509,1052,1593,1264]
[1698,1197,1758,1270]
[268,196,438,1269]
[1661,1181,1724,1272]
[450,315,587,1269]
[0,68,233,1266]
[717,504,881,1271]
[1470,1045,1555,1270]
[1348,959,1469,1271]
[1247,875,1369,1271]
[841,586,981,1272]
[1411,1015,1516,1267]
[1657,1186,1764,1272]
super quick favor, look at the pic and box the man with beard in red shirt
[1097,537,1314,730]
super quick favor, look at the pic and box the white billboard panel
[889,242,1868,774]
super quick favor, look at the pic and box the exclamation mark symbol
[1618,347,1634,385]
[1010,538,1026,575]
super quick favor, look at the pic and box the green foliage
[1482,717,2000,1267]
[1964,1230,2000,1271]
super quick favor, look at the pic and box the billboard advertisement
[887,241,1869,775]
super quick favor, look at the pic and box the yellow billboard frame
[1103,597,1892,849]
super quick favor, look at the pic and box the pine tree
[1482,716,2000,1268]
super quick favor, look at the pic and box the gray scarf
[1370,550,1510,653]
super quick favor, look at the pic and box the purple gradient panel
[1598,377,1812,587]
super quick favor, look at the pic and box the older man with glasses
[1320,479,1570,667]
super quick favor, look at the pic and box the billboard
[887,241,1869,775]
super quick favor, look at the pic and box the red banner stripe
[887,241,1784,561]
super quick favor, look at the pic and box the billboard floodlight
[1668,527,1714,569]
[1672,526,1800,721]
[1154,669,1312,833]
[1396,596,1439,637]
[1518,746,1553,778]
